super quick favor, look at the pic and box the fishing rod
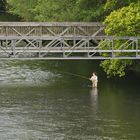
[56,70,90,81]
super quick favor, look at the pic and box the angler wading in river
[90,72,98,88]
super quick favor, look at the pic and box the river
[0,60,140,140]
[0,14,140,140]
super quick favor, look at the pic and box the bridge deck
[0,22,139,59]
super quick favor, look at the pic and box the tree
[6,0,106,21]
[0,0,6,12]
[7,0,38,21]
[33,0,77,21]
[33,0,105,22]
[100,3,140,77]
[72,0,105,21]
[104,0,139,14]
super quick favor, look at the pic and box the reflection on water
[90,87,98,115]
[0,60,140,139]
[90,87,98,101]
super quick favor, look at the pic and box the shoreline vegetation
[1,0,140,77]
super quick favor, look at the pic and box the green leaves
[100,59,133,77]
[100,2,140,77]
[7,0,106,21]
[7,0,38,21]
[104,3,140,36]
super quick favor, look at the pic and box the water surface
[0,60,140,140]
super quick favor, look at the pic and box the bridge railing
[0,22,105,37]
[0,36,139,59]
[0,22,139,59]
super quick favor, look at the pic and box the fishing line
[56,70,90,81]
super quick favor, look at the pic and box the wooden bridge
[0,22,139,59]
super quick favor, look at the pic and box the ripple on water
[0,61,60,86]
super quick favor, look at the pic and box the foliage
[7,0,38,21]
[7,0,106,21]
[104,0,139,13]
[100,3,140,77]
[33,0,77,21]
[104,3,140,36]
[100,59,133,77]
[0,0,6,12]
[7,0,139,22]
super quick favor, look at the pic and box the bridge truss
[0,22,139,59]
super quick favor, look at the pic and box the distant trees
[7,0,140,22]
[33,0,77,21]
[0,0,6,12]
[7,0,38,20]
[6,0,107,21]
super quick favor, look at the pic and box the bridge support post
[136,39,139,57]
[87,39,90,58]
[37,39,42,58]
[11,39,16,57]
[111,39,114,58]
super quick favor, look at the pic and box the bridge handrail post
[11,39,16,58]
[111,39,114,58]
[38,39,42,58]
[87,37,90,58]
[60,38,63,51]
[135,39,138,57]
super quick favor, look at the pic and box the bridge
[0,22,139,59]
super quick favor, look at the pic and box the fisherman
[90,72,98,88]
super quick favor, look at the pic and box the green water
[0,60,140,140]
